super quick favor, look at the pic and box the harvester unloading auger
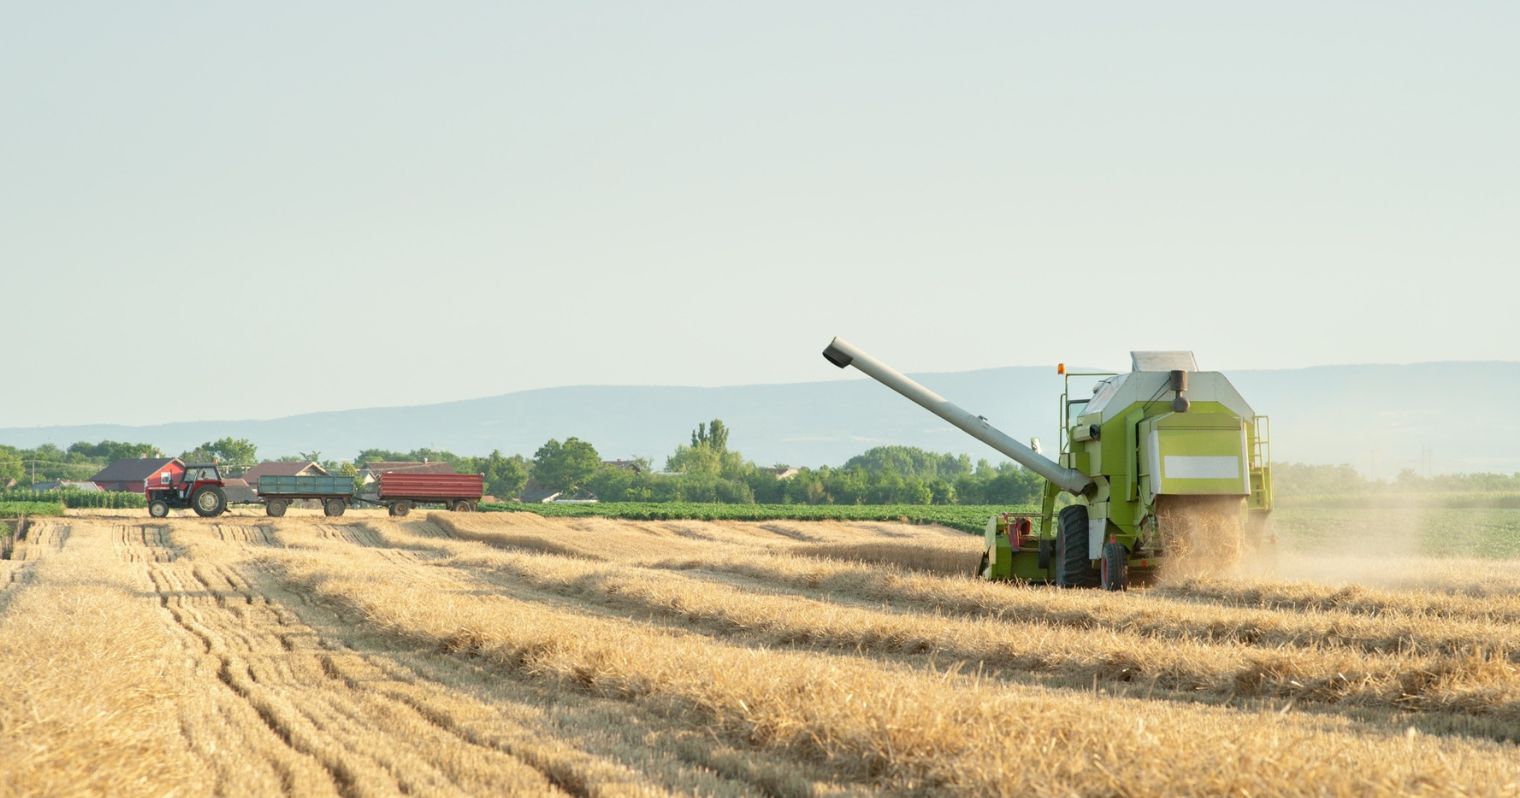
[822,338,1274,590]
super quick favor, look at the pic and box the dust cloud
[1154,495,1246,582]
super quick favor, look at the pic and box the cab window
[1066,399,1089,425]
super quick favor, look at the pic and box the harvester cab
[147,464,229,519]
[822,338,1273,590]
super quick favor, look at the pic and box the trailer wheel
[1056,505,1098,588]
[192,486,227,518]
[450,500,474,512]
[393,501,411,517]
[266,499,287,518]
[323,498,346,517]
[1101,541,1128,591]
[149,499,170,518]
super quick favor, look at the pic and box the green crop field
[1271,505,1520,560]
[0,501,66,519]
[488,498,1520,560]
[0,490,144,509]
[482,501,1041,534]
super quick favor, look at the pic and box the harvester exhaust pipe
[822,337,1095,495]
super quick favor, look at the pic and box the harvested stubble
[377,525,1520,735]
[270,520,1520,796]
[3,510,1520,797]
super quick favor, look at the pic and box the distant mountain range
[3,362,1517,476]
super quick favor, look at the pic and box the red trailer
[378,472,483,516]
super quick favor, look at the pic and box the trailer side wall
[378,473,484,500]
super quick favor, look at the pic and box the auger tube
[823,337,1095,495]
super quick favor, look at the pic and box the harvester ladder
[1248,415,1273,510]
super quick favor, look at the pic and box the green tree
[690,419,730,453]
[355,448,408,465]
[182,437,258,466]
[482,450,531,499]
[666,443,721,477]
[0,446,23,485]
[67,440,162,462]
[672,419,748,479]
[533,438,600,493]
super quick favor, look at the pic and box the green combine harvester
[822,338,1274,590]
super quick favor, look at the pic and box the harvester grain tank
[822,337,1273,589]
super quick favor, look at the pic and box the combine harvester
[822,338,1273,590]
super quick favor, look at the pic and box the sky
[2,2,1516,427]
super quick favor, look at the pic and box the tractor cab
[147,464,228,518]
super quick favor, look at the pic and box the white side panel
[1088,518,1105,560]
[1163,456,1240,479]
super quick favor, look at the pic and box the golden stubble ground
[1,508,1518,797]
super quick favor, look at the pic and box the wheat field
[1,510,1518,797]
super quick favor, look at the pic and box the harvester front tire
[192,487,227,518]
[323,498,346,517]
[1057,505,1098,588]
[1102,541,1128,591]
[149,499,170,518]
[266,500,287,518]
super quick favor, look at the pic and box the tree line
[6,427,1520,506]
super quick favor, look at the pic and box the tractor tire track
[250,518,867,797]
[148,545,567,798]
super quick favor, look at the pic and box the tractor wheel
[976,550,990,579]
[266,500,288,518]
[393,501,411,517]
[1056,505,1098,588]
[1101,541,1128,591]
[323,498,346,517]
[149,499,170,518]
[192,486,227,518]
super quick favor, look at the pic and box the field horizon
[4,360,1519,474]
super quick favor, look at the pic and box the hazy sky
[3,2,1516,427]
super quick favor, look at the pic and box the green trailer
[256,475,356,517]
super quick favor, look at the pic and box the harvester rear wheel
[1102,541,1127,591]
[1057,505,1098,588]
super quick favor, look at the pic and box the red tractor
[147,464,229,518]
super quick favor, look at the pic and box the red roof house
[90,458,186,493]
